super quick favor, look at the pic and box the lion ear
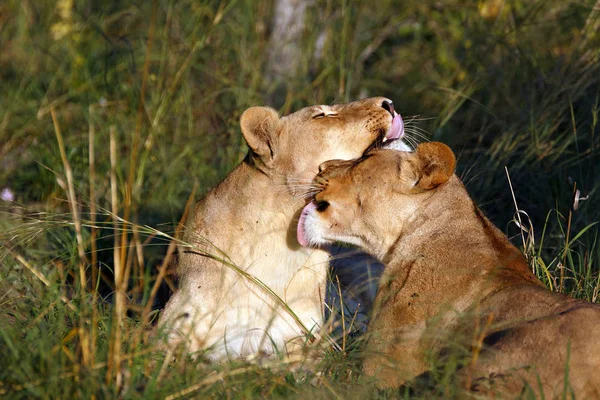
[240,106,281,160]
[414,142,456,190]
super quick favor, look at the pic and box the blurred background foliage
[1,0,598,230]
[0,0,599,397]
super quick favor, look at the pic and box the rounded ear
[415,142,456,190]
[240,106,280,159]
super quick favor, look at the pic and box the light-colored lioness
[297,142,600,397]
[159,97,409,360]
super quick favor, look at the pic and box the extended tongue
[386,114,405,141]
[297,202,315,247]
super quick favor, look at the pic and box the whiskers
[291,179,327,207]
[270,175,323,206]
[459,153,485,189]
[402,115,433,149]
[291,186,321,207]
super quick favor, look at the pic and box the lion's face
[297,142,456,259]
[240,97,410,194]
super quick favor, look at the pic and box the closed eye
[312,112,339,119]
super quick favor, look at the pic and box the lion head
[239,97,410,195]
[297,142,456,259]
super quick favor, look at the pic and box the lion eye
[312,112,338,119]
[316,200,330,212]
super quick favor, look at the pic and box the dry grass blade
[50,107,88,289]
[89,105,99,368]
[464,312,495,391]
[89,105,98,282]
[578,0,600,51]
[505,167,528,260]
[560,183,577,293]
[3,246,75,311]
[51,106,92,368]
[107,124,124,386]
[335,275,346,351]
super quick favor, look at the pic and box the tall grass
[1,0,599,398]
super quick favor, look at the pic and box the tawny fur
[299,143,600,398]
[158,97,408,359]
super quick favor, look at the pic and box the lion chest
[188,204,329,308]
[228,214,329,300]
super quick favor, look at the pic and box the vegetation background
[1,0,599,398]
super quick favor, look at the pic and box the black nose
[382,100,394,116]
[316,200,330,212]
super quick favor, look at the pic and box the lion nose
[315,200,330,212]
[382,100,395,116]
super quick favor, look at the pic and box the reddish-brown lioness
[298,142,600,398]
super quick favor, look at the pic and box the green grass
[1,0,599,398]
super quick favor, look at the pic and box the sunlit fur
[299,143,600,398]
[158,97,410,360]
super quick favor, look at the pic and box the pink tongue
[297,202,316,247]
[387,114,404,140]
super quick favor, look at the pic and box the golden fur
[298,142,600,397]
[158,97,409,360]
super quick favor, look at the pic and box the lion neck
[231,157,295,209]
[219,156,316,254]
[380,176,542,325]
[246,152,314,199]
